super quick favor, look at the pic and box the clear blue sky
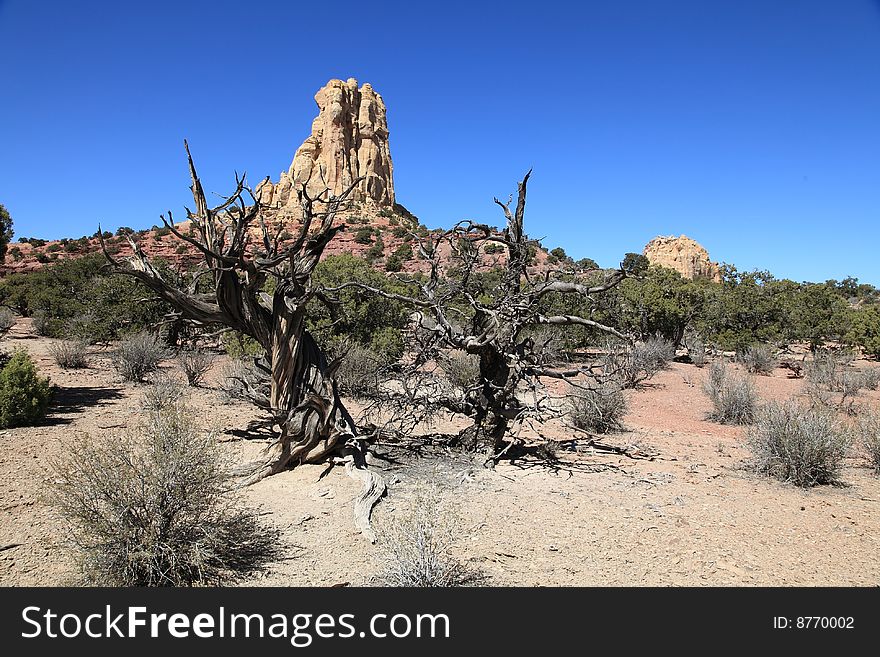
[2,0,879,284]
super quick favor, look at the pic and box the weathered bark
[459,347,511,458]
[325,170,634,465]
[101,142,383,540]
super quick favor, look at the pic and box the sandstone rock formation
[643,235,720,282]
[258,78,394,208]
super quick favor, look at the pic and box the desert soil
[2,318,879,586]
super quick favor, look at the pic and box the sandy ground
[2,318,879,587]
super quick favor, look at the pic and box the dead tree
[100,142,384,540]
[325,171,645,463]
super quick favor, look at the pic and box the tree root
[227,398,386,542]
[337,451,386,543]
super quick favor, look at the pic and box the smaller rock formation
[643,235,720,282]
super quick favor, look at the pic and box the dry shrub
[703,361,758,425]
[806,350,859,393]
[31,310,56,337]
[684,334,708,367]
[50,398,281,586]
[112,331,168,382]
[860,368,880,391]
[219,358,263,402]
[603,336,675,388]
[0,308,14,333]
[177,349,215,387]
[736,343,776,375]
[805,350,868,414]
[373,485,485,587]
[335,343,383,398]
[141,374,186,413]
[855,409,880,474]
[49,340,90,369]
[567,382,627,433]
[748,400,850,487]
[439,350,480,393]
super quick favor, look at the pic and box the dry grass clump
[736,343,776,375]
[603,335,675,388]
[112,331,168,382]
[141,373,186,413]
[684,334,708,367]
[855,409,880,475]
[373,485,486,587]
[219,358,264,402]
[50,396,281,586]
[748,400,851,487]
[177,349,215,387]
[335,343,384,398]
[703,361,758,425]
[49,340,90,369]
[567,382,627,434]
[859,367,880,391]
[439,350,480,393]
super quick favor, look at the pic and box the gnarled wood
[327,171,635,464]
[102,142,382,540]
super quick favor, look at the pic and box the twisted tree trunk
[101,143,385,540]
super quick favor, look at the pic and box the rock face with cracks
[257,78,395,208]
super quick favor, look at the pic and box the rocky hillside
[2,78,558,278]
[3,79,723,283]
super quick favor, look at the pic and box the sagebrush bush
[373,485,485,587]
[439,351,480,393]
[703,361,758,425]
[335,343,383,398]
[855,410,880,475]
[860,368,880,391]
[141,374,185,413]
[704,359,726,395]
[806,350,860,394]
[112,331,168,382]
[603,336,675,388]
[0,350,53,428]
[50,399,281,586]
[0,308,14,333]
[49,340,90,369]
[567,382,627,433]
[748,400,851,487]
[31,310,60,337]
[177,349,215,387]
[805,351,866,414]
[684,334,708,367]
[219,358,267,403]
[736,343,776,375]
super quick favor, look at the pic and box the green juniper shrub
[353,227,374,244]
[309,254,412,360]
[0,350,53,428]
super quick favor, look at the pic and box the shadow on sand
[43,385,126,425]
